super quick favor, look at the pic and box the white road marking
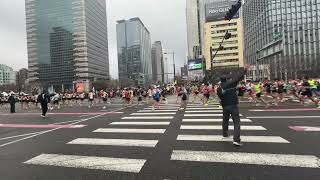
[94,128,166,134]
[177,135,289,143]
[182,119,252,122]
[122,116,173,120]
[0,106,130,148]
[180,125,266,130]
[138,110,178,112]
[144,108,179,110]
[187,105,220,108]
[24,154,146,173]
[111,122,171,125]
[171,150,320,168]
[184,114,243,117]
[185,110,223,113]
[186,108,222,110]
[131,112,176,115]
[247,116,320,119]
[67,138,158,147]
[0,131,45,140]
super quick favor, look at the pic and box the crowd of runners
[1,77,320,114]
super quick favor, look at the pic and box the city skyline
[0,0,187,79]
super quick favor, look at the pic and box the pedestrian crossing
[22,103,178,174]
[22,102,320,177]
[170,103,320,169]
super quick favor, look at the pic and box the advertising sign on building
[188,59,203,70]
[205,0,239,22]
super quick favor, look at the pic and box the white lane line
[144,108,179,110]
[187,105,220,108]
[138,110,178,112]
[67,138,158,147]
[186,108,222,110]
[0,106,130,148]
[131,112,176,115]
[180,125,266,130]
[182,119,252,122]
[177,135,289,143]
[170,150,320,168]
[0,131,46,140]
[122,116,173,120]
[94,128,166,134]
[184,114,243,117]
[111,122,171,125]
[79,114,93,118]
[24,154,146,173]
[247,116,320,119]
[185,110,223,113]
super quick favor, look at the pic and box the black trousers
[222,105,241,142]
[10,103,15,113]
[41,104,48,116]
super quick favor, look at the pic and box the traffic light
[225,0,242,21]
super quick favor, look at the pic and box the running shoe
[233,141,243,146]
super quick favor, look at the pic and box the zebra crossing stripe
[186,108,222,110]
[182,119,252,122]
[170,150,320,168]
[131,112,176,115]
[185,110,222,113]
[184,114,243,117]
[93,128,166,134]
[122,116,173,120]
[111,122,171,125]
[138,110,178,112]
[177,135,289,143]
[67,138,158,147]
[187,105,220,108]
[144,108,179,110]
[180,125,266,130]
[24,154,146,173]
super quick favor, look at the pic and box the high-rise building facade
[0,64,16,85]
[243,0,320,80]
[186,0,201,59]
[117,18,152,85]
[203,0,244,70]
[151,41,164,83]
[186,0,219,60]
[25,0,109,92]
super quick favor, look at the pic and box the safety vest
[254,84,262,93]
[308,80,317,89]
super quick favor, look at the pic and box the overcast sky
[0,0,187,79]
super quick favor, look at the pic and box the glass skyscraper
[117,18,152,86]
[243,0,320,80]
[151,41,164,83]
[25,0,109,92]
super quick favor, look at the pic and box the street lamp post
[164,52,176,83]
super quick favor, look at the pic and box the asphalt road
[0,97,319,180]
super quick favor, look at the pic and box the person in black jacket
[217,68,247,146]
[8,93,16,113]
[37,91,50,117]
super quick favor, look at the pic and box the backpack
[154,91,161,99]
[182,93,187,101]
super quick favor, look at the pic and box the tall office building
[243,0,320,80]
[117,18,152,85]
[151,41,164,83]
[25,0,109,92]
[203,0,244,70]
[186,0,201,59]
[186,0,218,60]
[0,64,16,85]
